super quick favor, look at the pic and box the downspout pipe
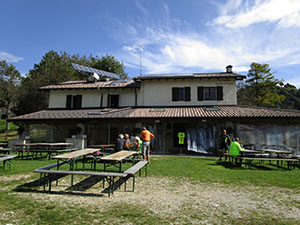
[98,85,103,108]
[134,87,137,107]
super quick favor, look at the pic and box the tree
[0,60,21,140]
[237,80,256,106]
[238,62,285,107]
[15,51,128,115]
[276,84,300,110]
[15,51,80,115]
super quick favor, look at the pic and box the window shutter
[108,94,111,107]
[74,95,82,109]
[172,88,178,101]
[110,95,119,108]
[198,87,203,101]
[217,86,223,101]
[115,96,119,107]
[184,87,191,101]
[66,95,72,109]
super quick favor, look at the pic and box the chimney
[226,65,233,73]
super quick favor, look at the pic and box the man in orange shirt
[140,127,154,163]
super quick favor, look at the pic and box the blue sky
[1,0,300,86]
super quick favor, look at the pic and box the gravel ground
[2,173,300,224]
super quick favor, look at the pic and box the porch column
[107,124,111,144]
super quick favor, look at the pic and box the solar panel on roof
[72,63,120,80]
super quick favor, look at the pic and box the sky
[1,0,300,86]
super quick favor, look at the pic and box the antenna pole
[138,45,143,75]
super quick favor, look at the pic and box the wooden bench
[230,156,299,169]
[0,148,11,154]
[0,155,17,170]
[124,160,148,192]
[34,163,127,196]
[37,159,71,171]
[99,150,138,172]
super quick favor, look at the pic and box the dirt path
[2,174,300,224]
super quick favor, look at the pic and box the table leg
[43,173,46,191]
[48,174,52,192]
[93,157,96,170]
[69,159,75,186]
[83,156,85,170]
[132,175,135,192]
[109,177,115,196]
[56,159,60,186]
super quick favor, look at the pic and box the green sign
[178,132,185,138]
[178,132,185,144]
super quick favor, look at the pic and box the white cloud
[219,0,244,16]
[0,51,23,63]
[119,23,300,75]
[113,1,300,78]
[212,0,300,28]
[134,0,148,16]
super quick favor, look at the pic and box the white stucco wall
[48,78,237,108]
[48,89,136,108]
[49,91,69,108]
[138,78,237,106]
[102,89,135,107]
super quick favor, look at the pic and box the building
[10,65,300,155]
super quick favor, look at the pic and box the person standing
[218,129,231,161]
[140,127,154,163]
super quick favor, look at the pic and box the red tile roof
[39,80,139,90]
[10,106,300,121]
[39,72,245,91]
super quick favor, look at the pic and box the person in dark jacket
[218,129,231,161]
[115,134,125,152]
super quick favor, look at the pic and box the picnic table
[240,149,262,156]
[99,150,138,172]
[0,142,8,147]
[14,142,75,159]
[0,148,11,154]
[229,148,297,169]
[0,154,17,170]
[35,149,147,196]
[52,148,101,185]
[257,149,293,158]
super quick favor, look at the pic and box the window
[204,87,216,100]
[172,87,191,102]
[66,95,82,109]
[198,86,223,101]
[108,94,119,108]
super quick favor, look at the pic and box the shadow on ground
[213,160,293,170]
[13,174,133,197]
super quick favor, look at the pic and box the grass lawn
[150,156,300,188]
[0,156,300,224]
